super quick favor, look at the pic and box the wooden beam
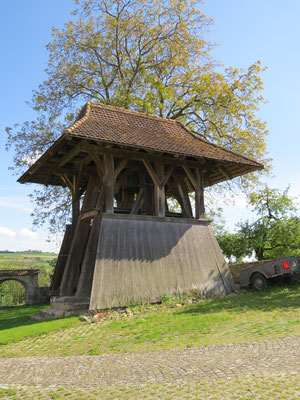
[44,169,52,186]
[79,183,88,197]
[49,224,73,294]
[114,159,128,179]
[77,161,84,188]
[74,154,94,169]
[185,177,194,193]
[143,183,154,215]
[75,214,101,299]
[130,187,144,214]
[142,159,160,187]
[166,181,187,217]
[60,174,73,192]
[57,141,83,168]
[195,168,205,219]
[72,191,80,229]
[82,143,205,169]
[165,198,170,213]
[182,163,206,219]
[53,166,97,177]
[204,170,213,187]
[183,163,198,191]
[218,166,233,180]
[27,161,44,175]
[59,219,91,296]
[161,164,175,187]
[81,175,102,212]
[154,160,165,217]
[114,168,131,194]
[96,185,104,210]
[90,153,104,180]
[142,159,171,217]
[172,176,193,218]
[79,209,99,221]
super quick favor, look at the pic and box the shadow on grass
[0,304,49,331]
[178,285,300,316]
[0,305,83,346]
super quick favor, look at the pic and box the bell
[125,172,139,190]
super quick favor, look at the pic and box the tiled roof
[18,102,263,187]
[65,102,262,168]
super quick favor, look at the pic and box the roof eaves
[19,103,93,183]
[175,120,264,169]
[18,133,71,184]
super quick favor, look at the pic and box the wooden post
[72,188,80,230]
[59,174,102,297]
[195,168,205,219]
[49,224,73,295]
[75,215,102,299]
[103,152,115,213]
[59,220,91,296]
[59,174,81,232]
[143,159,168,217]
[82,175,101,210]
[154,160,165,217]
[143,182,154,215]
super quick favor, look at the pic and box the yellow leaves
[20,0,270,188]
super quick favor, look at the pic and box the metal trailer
[229,256,300,290]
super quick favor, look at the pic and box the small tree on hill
[217,186,300,261]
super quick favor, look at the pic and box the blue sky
[0,0,299,251]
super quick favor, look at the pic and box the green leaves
[217,186,300,261]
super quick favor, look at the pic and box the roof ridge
[88,101,179,124]
[175,120,263,168]
[66,102,91,133]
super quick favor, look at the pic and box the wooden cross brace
[142,159,174,189]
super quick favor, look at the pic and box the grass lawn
[0,286,299,399]
[0,305,82,346]
[0,285,299,357]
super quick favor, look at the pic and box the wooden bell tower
[18,102,263,315]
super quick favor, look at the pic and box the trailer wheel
[251,274,268,290]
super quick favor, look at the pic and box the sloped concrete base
[90,214,236,309]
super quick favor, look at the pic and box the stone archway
[0,270,39,305]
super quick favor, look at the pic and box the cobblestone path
[0,335,299,389]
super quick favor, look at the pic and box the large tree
[217,187,300,261]
[6,0,269,233]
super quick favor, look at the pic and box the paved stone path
[0,335,299,389]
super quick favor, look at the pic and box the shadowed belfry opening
[18,102,264,315]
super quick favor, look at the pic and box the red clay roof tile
[65,102,262,168]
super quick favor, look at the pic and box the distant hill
[0,250,57,255]
[0,252,57,286]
